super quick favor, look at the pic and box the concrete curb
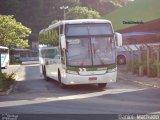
[118,65,160,88]
[9,65,21,67]
[118,76,160,88]
[22,61,39,65]
[130,80,160,88]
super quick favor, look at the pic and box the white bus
[0,46,9,68]
[39,19,122,88]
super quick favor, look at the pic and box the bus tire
[58,70,66,88]
[43,66,49,81]
[98,83,107,88]
[42,65,44,75]
[41,65,44,75]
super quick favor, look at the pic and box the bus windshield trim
[65,23,113,37]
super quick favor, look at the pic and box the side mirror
[60,34,66,49]
[115,32,122,47]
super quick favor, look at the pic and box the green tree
[109,0,130,7]
[0,15,31,48]
[80,0,131,15]
[65,6,101,19]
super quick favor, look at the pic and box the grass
[103,0,160,30]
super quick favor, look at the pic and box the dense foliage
[0,15,31,48]
[0,72,16,91]
[0,0,130,42]
[66,6,100,19]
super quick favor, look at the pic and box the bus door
[45,48,59,79]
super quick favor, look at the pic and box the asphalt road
[0,64,160,114]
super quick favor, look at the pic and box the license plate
[89,77,97,80]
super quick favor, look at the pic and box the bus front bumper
[62,71,117,85]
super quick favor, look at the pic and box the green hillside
[103,0,160,30]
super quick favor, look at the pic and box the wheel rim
[58,72,65,88]
[44,68,46,77]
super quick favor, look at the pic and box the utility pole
[60,6,68,20]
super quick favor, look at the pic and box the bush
[127,61,132,71]
[128,58,160,77]
[150,60,160,77]
[139,60,147,76]
[127,59,141,74]
[132,59,141,74]
[0,72,16,91]
[66,6,101,20]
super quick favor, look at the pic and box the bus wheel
[98,83,107,88]
[58,71,66,88]
[42,65,44,75]
[43,66,49,81]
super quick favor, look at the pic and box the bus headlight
[107,67,117,73]
[67,70,78,75]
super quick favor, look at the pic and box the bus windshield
[65,23,113,36]
[66,37,115,67]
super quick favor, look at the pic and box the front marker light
[107,67,117,73]
[67,70,78,75]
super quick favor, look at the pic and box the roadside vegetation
[0,15,31,48]
[0,72,16,92]
[127,51,160,78]
[65,6,100,20]
[0,15,30,92]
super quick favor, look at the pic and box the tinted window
[41,49,57,58]
[66,23,113,36]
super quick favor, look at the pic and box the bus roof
[40,19,112,33]
[0,46,8,49]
